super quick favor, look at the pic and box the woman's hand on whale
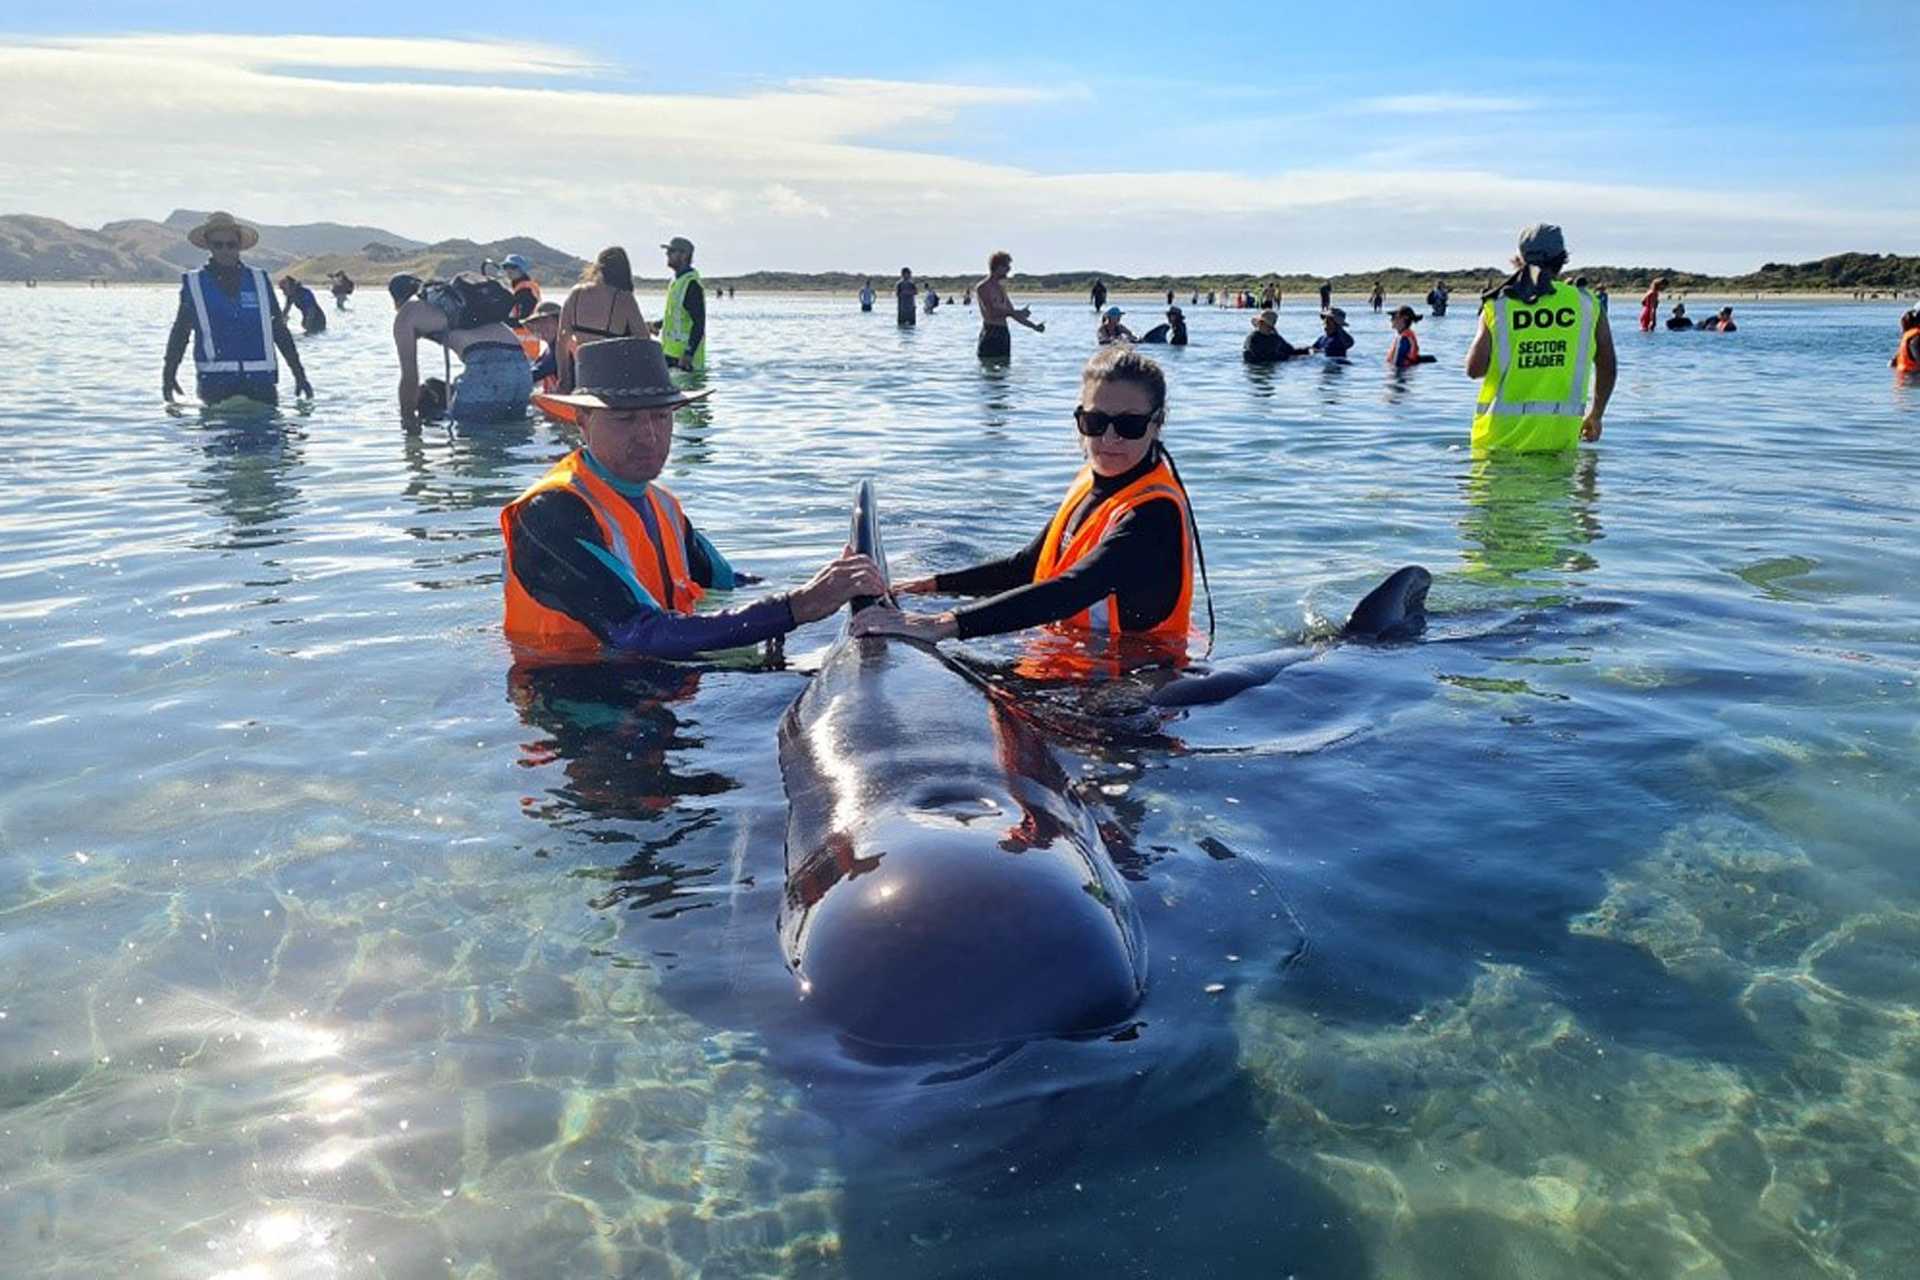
[849,607,959,642]
[789,554,888,623]
[893,575,939,596]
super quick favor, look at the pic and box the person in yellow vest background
[849,346,1200,656]
[500,337,881,661]
[1466,223,1617,452]
[657,236,707,371]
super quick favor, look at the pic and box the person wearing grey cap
[658,236,706,371]
[1465,223,1616,452]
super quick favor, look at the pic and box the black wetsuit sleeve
[685,280,706,356]
[509,489,795,657]
[931,527,1047,596]
[272,312,308,383]
[163,295,194,379]
[950,499,1183,640]
[509,290,536,321]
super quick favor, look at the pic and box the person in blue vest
[162,212,312,406]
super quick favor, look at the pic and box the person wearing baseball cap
[162,211,313,407]
[1387,305,1427,370]
[659,236,706,371]
[500,336,883,660]
[1465,222,1617,451]
[497,253,541,322]
[1097,305,1137,346]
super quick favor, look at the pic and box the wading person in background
[327,270,354,309]
[393,275,531,428]
[1638,276,1668,332]
[162,212,313,407]
[1893,308,1920,372]
[658,236,706,372]
[500,336,884,661]
[976,250,1046,360]
[278,276,327,335]
[558,247,648,393]
[1386,306,1429,369]
[896,268,918,327]
[499,254,541,322]
[1311,308,1354,358]
[1465,223,1616,452]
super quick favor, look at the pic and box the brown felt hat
[542,337,711,410]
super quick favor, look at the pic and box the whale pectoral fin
[1343,565,1431,642]
[1147,647,1316,708]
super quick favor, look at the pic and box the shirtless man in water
[975,250,1045,360]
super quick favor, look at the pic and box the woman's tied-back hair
[1080,346,1167,415]
[587,246,634,292]
[989,249,1012,272]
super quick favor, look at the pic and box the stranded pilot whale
[777,482,1146,1049]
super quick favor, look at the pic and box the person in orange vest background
[500,337,883,661]
[850,346,1203,662]
[1892,308,1920,373]
[499,253,542,322]
[1387,305,1432,369]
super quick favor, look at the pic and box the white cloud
[0,33,1908,275]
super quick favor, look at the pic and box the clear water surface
[1,288,1917,1279]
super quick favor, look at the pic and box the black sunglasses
[1074,407,1159,440]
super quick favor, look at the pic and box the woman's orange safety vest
[1032,457,1193,642]
[501,451,706,659]
[1897,325,1920,374]
[1388,327,1421,367]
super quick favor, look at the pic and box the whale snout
[787,814,1145,1049]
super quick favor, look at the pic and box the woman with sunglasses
[852,347,1198,657]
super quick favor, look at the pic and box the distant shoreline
[11,280,1913,305]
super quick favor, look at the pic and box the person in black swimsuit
[557,246,649,391]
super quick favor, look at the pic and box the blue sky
[4,4,1913,273]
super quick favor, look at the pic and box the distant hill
[0,210,430,281]
[285,236,589,288]
[163,209,426,258]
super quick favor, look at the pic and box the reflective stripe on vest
[661,269,705,369]
[1897,326,1920,374]
[1472,283,1594,452]
[1031,459,1193,642]
[185,267,278,376]
[501,452,706,658]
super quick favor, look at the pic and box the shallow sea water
[1,289,1917,1279]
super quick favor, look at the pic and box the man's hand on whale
[789,553,889,624]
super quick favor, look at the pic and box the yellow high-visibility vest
[1472,281,1596,453]
[661,269,706,371]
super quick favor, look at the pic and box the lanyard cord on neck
[1156,442,1215,655]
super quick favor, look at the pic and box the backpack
[422,272,515,330]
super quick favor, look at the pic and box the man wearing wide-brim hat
[163,211,313,407]
[500,337,883,661]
